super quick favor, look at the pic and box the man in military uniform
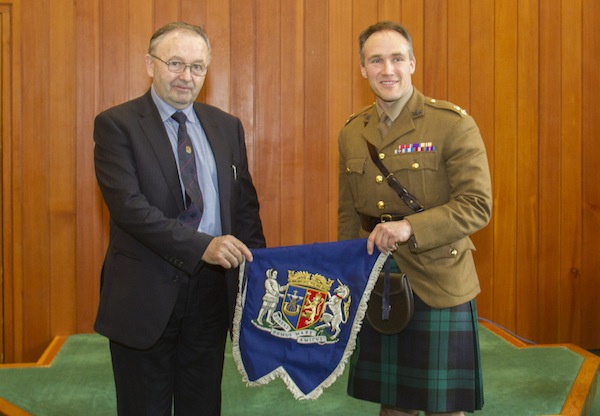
[338,21,492,416]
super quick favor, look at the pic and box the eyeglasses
[150,55,208,76]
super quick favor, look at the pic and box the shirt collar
[150,86,196,123]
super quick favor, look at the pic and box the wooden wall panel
[515,0,539,343]
[0,1,20,363]
[581,0,600,349]
[280,0,305,246]
[327,0,353,240]
[422,0,447,98]
[493,0,519,329]
[75,0,103,335]
[538,1,562,343]
[254,0,282,247]
[303,0,329,244]
[3,0,600,364]
[204,0,231,112]
[129,0,154,98]
[469,0,495,321]
[48,0,77,339]
[229,0,256,168]
[20,0,52,362]
[559,0,583,343]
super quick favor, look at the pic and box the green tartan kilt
[348,294,484,412]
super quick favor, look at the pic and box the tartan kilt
[347,294,484,412]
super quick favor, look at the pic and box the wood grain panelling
[304,0,329,244]
[21,0,52,361]
[538,1,562,343]
[581,0,600,349]
[280,0,305,246]
[3,0,600,363]
[0,2,20,363]
[255,0,282,246]
[75,0,104,338]
[48,0,77,341]
[469,0,495,324]
[559,0,583,344]
[515,0,540,341]
[493,0,519,331]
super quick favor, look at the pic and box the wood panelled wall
[1,0,599,363]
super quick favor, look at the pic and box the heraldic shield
[232,239,387,399]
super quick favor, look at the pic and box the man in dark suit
[93,22,265,415]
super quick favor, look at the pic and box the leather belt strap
[360,213,404,232]
[366,142,425,213]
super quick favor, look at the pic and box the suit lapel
[138,92,185,211]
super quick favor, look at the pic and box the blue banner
[232,239,387,399]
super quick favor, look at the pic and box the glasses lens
[168,62,184,73]
[191,65,206,76]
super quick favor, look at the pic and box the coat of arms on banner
[252,268,351,344]
[232,239,387,400]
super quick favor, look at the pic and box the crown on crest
[287,270,333,292]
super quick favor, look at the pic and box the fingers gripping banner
[232,239,387,400]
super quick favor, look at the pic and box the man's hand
[367,219,413,255]
[202,235,253,269]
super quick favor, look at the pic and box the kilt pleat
[348,294,484,412]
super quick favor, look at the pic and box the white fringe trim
[231,249,389,400]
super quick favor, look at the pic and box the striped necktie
[171,111,203,229]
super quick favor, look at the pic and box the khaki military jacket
[338,89,492,308]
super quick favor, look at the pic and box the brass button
[412,162,420,169]
[377,201,385,210]
[378,153,385,160]
[345,167,351,173]
[450,249,458,256]
[375,175,383,184]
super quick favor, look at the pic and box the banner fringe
[231,246,389,400]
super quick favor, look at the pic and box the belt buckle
[380,214,393,223]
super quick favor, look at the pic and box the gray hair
[148,22,211,56]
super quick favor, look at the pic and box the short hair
[358,21,414,65]
[148,22,211,56]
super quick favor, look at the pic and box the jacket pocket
[386,152,439,202]
[344,157,366,201]
[417,237,478,296]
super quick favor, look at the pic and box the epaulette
[344,103,375,126]
[425,98,468,117]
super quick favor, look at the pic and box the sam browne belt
[360,213,405,232]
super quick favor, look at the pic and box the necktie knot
[171,111,187,125]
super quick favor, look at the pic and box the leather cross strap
[366,141,422,323]
[366,141,425,213]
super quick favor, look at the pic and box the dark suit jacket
[338,89,492,308]
[93,90,265,349]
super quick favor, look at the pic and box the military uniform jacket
[338,89,492,308]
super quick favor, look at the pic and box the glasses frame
[150,54,208,76]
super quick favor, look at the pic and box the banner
[232,239,387,399]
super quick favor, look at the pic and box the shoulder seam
[425,98,468,116]
[345,103,375,126]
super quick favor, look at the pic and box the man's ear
[145,54,154,77]
[360,64,367,79]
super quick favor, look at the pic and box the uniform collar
[376,86,414,122]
